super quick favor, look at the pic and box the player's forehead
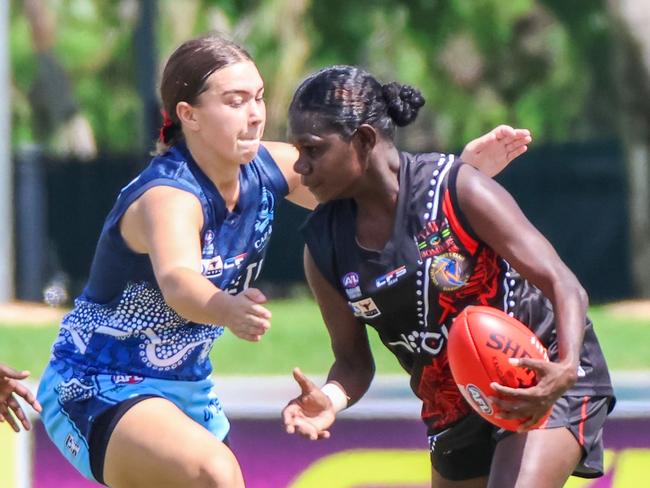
[289,111,335,140]
[204,60,264,95]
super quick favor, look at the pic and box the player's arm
[264,126,532,211]
[455,164,585,428]
[283,247,375,440]
[120,186,271,341]
[263,141,318,210]
[460,125,532,177]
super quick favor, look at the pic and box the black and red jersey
[302,152,613,431]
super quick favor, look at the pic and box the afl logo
[466,384,493,415]
[429,252,470,291]
[341,272,360,288]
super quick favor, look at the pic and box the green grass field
[0,297,648,377]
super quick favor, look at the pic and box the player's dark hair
[289,65,425,140]
[157,34,253,152]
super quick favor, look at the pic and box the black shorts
[427,395,614,481]
[88,395,231,486]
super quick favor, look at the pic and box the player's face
[191,60,266,165]
[290,113,365,203]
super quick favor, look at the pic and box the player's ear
[177,101,199,132]
[352,124,377,162]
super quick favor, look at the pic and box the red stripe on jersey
[443,189,478,255]
[578,395,589,446]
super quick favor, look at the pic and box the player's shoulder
[301,199,352,237]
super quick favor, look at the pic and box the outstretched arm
[460,125,532,177]
[455,164,585,430]
[0,364,42,432]
[265,125,531,210]
[282,247,375,440]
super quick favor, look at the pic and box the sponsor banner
[23,416,650,488]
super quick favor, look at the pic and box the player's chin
[237,141,261,162]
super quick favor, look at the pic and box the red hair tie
[159,110,175,143]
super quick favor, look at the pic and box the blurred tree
[606,0,650,297]
[10,0,617,152]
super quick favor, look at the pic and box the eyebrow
[221,87,265,96]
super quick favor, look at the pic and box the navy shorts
[427,395,614,481]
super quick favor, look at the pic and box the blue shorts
[37,361,230,482]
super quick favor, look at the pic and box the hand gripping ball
[448,305,551,431]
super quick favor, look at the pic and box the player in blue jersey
[37,34,532,487]
[281,66,614,487]
[0,363,42,432]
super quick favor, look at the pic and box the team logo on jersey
[349,297,381,319]
[203,229,216,255]
[375,265,407,288]
[417,220,455,258]
[111,374,144,385]
[341,272,362,299]
[254,187,275,250]
[202,256,224,277]
[429,252,470,291]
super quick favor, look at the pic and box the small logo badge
[111,375,144,385]
[429,252,470,291]
[342,272,362,299]
[375,265,407,288]
[466,384,493,415]
[65,434,80,457]
[349,298,381,319]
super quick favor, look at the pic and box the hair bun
[382,82,425,127]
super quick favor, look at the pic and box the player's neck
[186,141,241,211]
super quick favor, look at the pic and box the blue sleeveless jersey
[49,143,288,381]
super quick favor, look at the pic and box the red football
[447,305,551,431]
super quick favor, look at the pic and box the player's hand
[490,357,577,432]
[282,368,336,440]
[0,364,42,432]
[223,288,271,342]
[460,125,532,177]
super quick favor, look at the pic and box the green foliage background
[10,0,617,154]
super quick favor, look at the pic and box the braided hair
[289,65,425,140]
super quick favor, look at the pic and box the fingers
[251,303,272,320]
[292,367,316,395]
[7,395,31,431]
[0,364,30,380]
[505,144,528,164]
[509,357,548,373]
[242,287,268,305]
[0,402,21,432]
[11,381,42,413]
[283,403,330,440]
[232,314,271,341]
[290,417,330,440]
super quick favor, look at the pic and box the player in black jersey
[282,66,614,487]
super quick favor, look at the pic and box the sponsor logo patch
[253,187,274,250]
[65,433,80,457]
[375,265,407,288]
[111,375,144,385]
[224,253,247,269]
[203,229,216,255]
[342,272,362,299]
[349,297,381,319]
[201,255,224,277]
